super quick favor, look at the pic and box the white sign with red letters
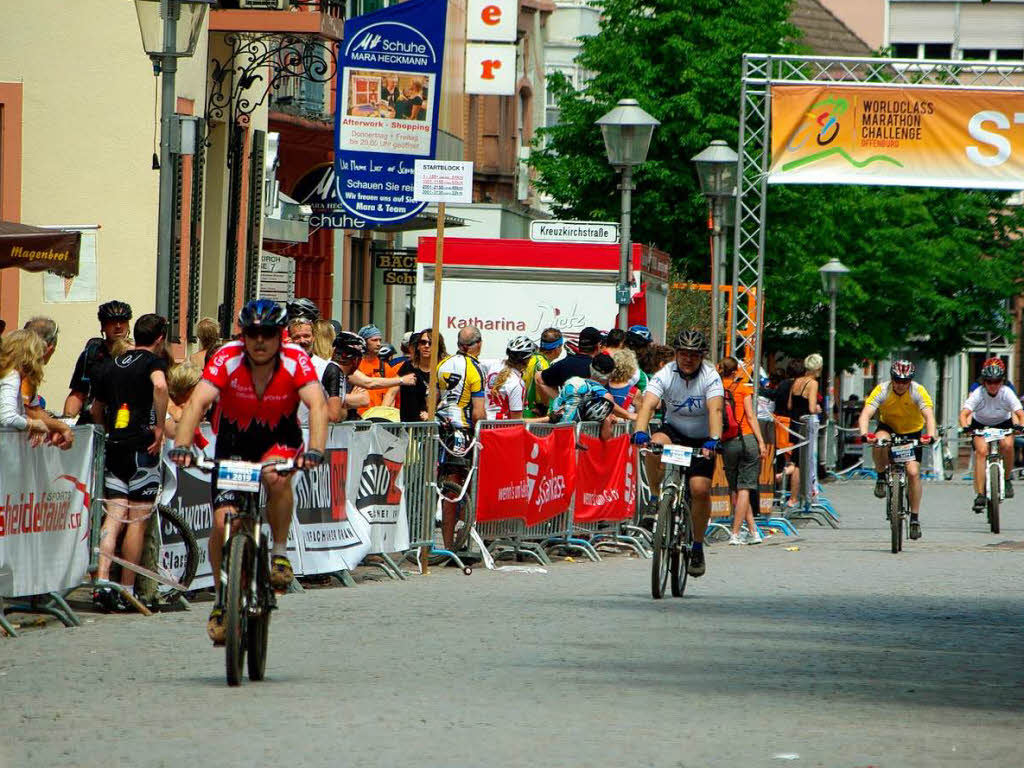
[467,0,517,41]
[466,43,517,96]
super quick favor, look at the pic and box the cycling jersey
[93,350,168,450]
[646,362,725,439]
[484,367,525,420]
[436,352,484,428]
[523,353,551,417]
[551,377,610,423]
[203,340,318,460]
[865,381,933,434]
[962,384,1023,427]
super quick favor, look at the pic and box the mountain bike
[193,455,298,686]
[642,444,694,599]
[872,435,924,554]
[971,427,1020,534]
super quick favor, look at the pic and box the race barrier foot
[428,547,473,574]
[46,592,82,627]
[592,532,651,559]
[365,553,407,581]
[764,516,799,536]
[0,599,18,638]
[332,569,358,588]
[543,537,601,562]
[620,523,654,549]
[489,541,550,566]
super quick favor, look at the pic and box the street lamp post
[135,0,211,319]
[819,256,850,469]
[691,140,738,361]
[596,99,659,330]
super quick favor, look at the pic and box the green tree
[531,0,798,280]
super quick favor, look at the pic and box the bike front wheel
[651,488,675,599]
[246,537,271,682]
[156,504,199,605]
[669,500,692,598]
[224,534,253,687]
[888,478,902,554]
[988,463,1001,534]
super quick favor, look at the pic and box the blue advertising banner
[335,0,448,226]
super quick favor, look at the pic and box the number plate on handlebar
[891,444,915,463]
[661,445,693,467]
[216,460,262,492]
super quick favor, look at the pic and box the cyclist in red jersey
[170,299,327,644]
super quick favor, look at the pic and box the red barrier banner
[475,426,530,522]
[573,433,635,522]
[525,427,577,526]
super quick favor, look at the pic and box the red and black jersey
[202,341,318,461]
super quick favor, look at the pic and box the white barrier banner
[348,426,410,554]
[0,429,93,597]
[293,425,370,572]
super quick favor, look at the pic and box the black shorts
[104,446,160,502]
[877,422,924,463]
[652,423,715,480]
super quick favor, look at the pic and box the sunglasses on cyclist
[243,326,280,340]
[893,377,912,383]
[983,377,1004,384]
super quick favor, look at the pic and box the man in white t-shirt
[632,329,724,578]
[959,357,1024,510]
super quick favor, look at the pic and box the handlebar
[869,435,927,448]
[970,426,1024,439]
[188,453,297,475]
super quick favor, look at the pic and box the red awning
[0,221,81,278]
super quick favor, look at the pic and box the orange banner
[769,84,1024,189]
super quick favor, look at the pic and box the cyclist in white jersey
[632,329,723,578]
[959,357,1024,510]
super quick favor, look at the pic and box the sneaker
[747,532,764,545]
[874,478,886,499]
[973,494,987,513]
[687,546,706,577]
[1006,479,1014,499]
[207,607,226,646]
[269,555,294,590]
[91,587,114,613]
[909,519,922,540]
[728,533,744,546]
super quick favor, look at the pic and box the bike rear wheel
[651,488,675,599]
[156,504,199,605]
[246,537,271,681]
[669,500,692,598]
[224,534,253,687]
[988,463,1001,534]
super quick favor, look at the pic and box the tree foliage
[534,0,1024,369]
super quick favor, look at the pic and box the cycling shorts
[104,447,160,502]
[211,442,303,510]
[877,422,924,463]
[652,423,715,480]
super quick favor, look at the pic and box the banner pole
[421,202,446,573]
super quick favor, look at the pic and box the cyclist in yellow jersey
[858,360,936,540]
[523,327,564,417]
[435,326,486,549]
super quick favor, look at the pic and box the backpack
[722,381,742,441]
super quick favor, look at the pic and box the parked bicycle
[641,443,694,599]
[937,425,956,481]
[971,426,1022,534]
[93,498,199,612]
[870,435,927,554]
[433,413,479,568]
[192,455,299,686]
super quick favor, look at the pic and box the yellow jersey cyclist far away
[436,352,484,428]
[865,380,934,433]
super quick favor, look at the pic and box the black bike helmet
[97,300,133,322]
[578,393,614,423]
[890,359,916,380]
[238,298,288,331]
[379,343,396,362]
[286,297,320,322]
[672,329,708,353]
[333,330,367,358]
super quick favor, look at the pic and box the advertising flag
[336,0,448,226]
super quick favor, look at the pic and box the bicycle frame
[974,429,1011,503]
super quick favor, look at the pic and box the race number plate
[661,445,693,467]
[981,429,1004,443]
[216,460,262,492]
[891,444,915,463]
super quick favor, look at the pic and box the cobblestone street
[2,479,1023,767]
